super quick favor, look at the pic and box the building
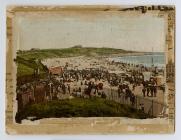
[49,66,63,75]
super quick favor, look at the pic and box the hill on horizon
[16,46,134,77]
[17,46,134,60]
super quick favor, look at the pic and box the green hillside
[16,47,132,77]
[15,98,151,123]
[15,56,48,77]
[17,47,132,60]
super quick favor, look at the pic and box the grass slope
[15,56,48,77]
[16,47,132,77]
[17,47,132,60]
[15,98,151,123]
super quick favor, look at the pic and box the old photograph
[6,5,175,134]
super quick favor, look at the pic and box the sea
[108,52,165,68]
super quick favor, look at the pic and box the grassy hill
[17,47,132,60]
[15,98,151,123]
[15,56,48,77]
[16,47,132,77]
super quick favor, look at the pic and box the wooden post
[111,88,113,101]
[48,82,53,100]
[135,96,137,109]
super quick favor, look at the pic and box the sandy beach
[42,55,166,104]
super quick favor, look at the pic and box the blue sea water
[109,53,165,68]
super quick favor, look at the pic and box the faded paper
[6,5,175,134]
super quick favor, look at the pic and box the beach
[42,55,166,104]
[15,53,167,123]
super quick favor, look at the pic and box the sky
[14,11,165,52]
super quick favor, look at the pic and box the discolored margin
[7,5,174,12]
[6,5,175,134]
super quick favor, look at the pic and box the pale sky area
[15,11,165,52]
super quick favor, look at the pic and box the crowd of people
[17,58,165,113]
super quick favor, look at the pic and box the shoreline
[42,52,165,70]
[40,51,164,61]
[108,52,164,58]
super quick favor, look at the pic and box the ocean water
[109,53,165,68]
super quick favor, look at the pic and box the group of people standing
[142,79,157,97]
[118,83,136,106]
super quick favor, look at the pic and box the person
[84,80,87,85]
[62,84,66,94]
[150,85,154,97]
[132,84,136,91]
[142,87,146,97]
[81,81,83,85]
[67,84,70,94]
[130,93,135,106]
[78,87,81,95]
[153,85,157,97]
[147,87,150,97]
[125,87,131,103]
